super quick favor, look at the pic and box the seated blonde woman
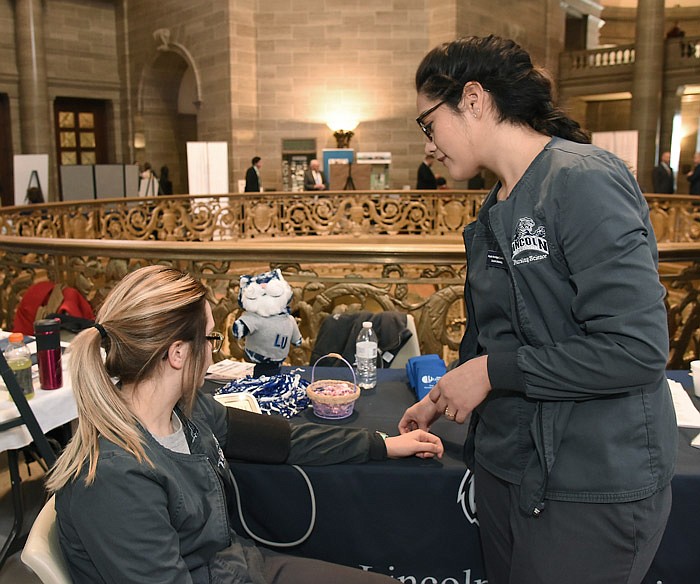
[46,265,443,584]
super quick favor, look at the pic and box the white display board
[187,142,229,195]
[592,130,638,178]
[13,154,49,205]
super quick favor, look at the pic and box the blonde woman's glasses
[206,331,224,353]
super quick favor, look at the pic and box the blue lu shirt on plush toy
[406,354,447,400]
[219,269,309,418]
[231,269,303,378]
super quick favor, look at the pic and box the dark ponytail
[415,35,590,144]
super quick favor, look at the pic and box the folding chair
[0,351,57,570]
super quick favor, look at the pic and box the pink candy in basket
[306,353,361,420]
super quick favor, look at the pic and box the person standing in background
[138,162,159,197]
[416,154,437,189]
[666,21,685,39]
[652,151,674,193]
[303,159,328,191]
[159,166,173,195]
[245,156,263,192]
[686,152,700,195]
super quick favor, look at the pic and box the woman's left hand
[384,429,444,459]
[428,355,491,424]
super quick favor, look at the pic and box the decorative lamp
[133,132,146,149]
[333,130,354,149]
[327,114,359,149]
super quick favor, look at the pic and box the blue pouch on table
[406,354,446,400]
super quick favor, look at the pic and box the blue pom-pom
[216,373,310,418]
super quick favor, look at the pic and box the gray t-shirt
[152,413,190,454]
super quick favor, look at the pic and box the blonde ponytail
[46,265,209,491]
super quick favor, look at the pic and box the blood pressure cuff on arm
[224,407,292,463]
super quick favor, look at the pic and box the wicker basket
[306,353,360,420]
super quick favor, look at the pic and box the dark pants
[475,463,672,584]
[260,549,394,584]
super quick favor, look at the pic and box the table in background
[222,368,700,583]
[645,370,700,584]
[0,338,76,453]
[0,384,77,453]
[0,359,76,567]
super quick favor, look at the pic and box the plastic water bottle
[355,321,377,389]
[4,332,34,400]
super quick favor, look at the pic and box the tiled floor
[0,451,46,583]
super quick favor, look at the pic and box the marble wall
[1,0,566,197]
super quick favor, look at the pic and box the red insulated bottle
[34,318,63,389]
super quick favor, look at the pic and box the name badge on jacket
[486,249,507,270]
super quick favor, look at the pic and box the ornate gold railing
[3,191,699,243]
[1,191,700,368]
[0,190,487,241]
[0,235,467,365]
[647,195,700,242]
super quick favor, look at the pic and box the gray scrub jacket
[460,137,678,516]
[56,392,387,583]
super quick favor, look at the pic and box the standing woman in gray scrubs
[400,35,677,584]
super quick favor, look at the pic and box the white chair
[389,314,421,369]
[21,495,73,584]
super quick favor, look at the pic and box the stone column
[14,0,51,157]
[631,0,665,192]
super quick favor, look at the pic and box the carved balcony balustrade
[0,234,467,366]
[0,190,487,242]
[558,36,700,84]
[1,190,700,368]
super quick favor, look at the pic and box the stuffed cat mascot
[232,269,302,377]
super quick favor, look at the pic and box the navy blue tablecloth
[643,371,700,584]
[220,367,481,582]
[214,368,699,583]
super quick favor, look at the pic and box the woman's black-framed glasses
[416,99,447,142]
[206,331,224,353]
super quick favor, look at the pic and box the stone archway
[136,31,201,194]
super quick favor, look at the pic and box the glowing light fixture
[327,114,358,149]
[133,131,146,149]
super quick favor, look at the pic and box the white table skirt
[0,351,77,453]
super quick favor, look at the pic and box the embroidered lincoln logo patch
[511,217,549,266]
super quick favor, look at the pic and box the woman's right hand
[385,429,444,459]
[398,395,441,434]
